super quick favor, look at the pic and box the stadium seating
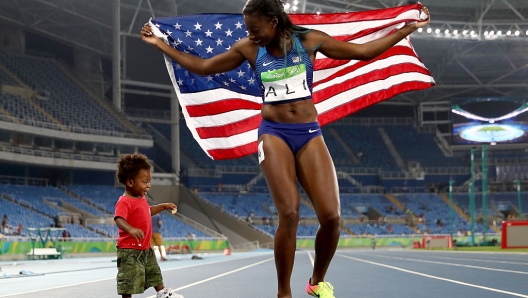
[383,125,465,167]
[0,68,19,86]
[0,197,54,234]
[328,124,400,170]
[346,223,415,235]
[0,51,129,133]
[340,194,405,218]
[0,93,53,125]
[394,193,494,234]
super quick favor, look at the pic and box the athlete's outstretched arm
[141,23,249,76]
[312,5,430,61]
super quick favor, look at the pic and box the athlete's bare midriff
[261,99,318,123]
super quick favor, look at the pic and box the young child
[114,153,183,298]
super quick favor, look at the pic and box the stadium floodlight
[451,103,528,123]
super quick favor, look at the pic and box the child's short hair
[116,154,151,185]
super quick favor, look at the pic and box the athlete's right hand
[128,227,144,242]
[141,23,159,46]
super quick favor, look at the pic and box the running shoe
[306,279,335,298]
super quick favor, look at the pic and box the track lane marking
[367,253,528,275]
[146,257,273,298]
[0,253,273,297]
[337,253,528,298]
[306,251,315,267]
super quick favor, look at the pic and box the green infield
[478,125,505,132]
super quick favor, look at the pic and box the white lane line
[408,250,528,256]
[0,277,117,298]
[411,255,528,266]
[368,254,528,275]
[0,253,273,297]
[146,257,274,298]
[306,251,315,267]
[337,254,528,298]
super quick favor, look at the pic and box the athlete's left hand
[415,2,430,28]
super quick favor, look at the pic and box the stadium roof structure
[0,0,527,105]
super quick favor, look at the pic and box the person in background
[151,213,167,261]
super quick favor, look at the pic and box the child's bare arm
[150,203,176,216]
[115,217,144,241]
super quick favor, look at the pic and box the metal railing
[0,175,49,186]
[0,111,152,140]
[0,144,117,163]
[231,240,260,250]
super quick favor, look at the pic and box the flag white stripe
[315,72,434,115]
[301,9,419,37]
[186,55,425,130]
[313,41,416,84]
[199,128,259,151]
[175,87,261,106]
[314,35,409,60]
[195,72,432,151]
[189,109,261,128]
[314,55,429,92]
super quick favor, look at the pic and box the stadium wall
[0,239,229,257]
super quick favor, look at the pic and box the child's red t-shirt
[114,196,152,250]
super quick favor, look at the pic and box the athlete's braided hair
[243,0,311,77]
[242,0,310,41]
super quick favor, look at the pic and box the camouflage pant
[116,248,163,295]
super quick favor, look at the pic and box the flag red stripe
[289,4,420,24]
[205,81,434,160]
[313,64,432,105]
[207,141,259,160]
[186,98,263,117]
[313,22,406,44]
[318,81,434,126]
[207,82,432,160]
[194,64,429,139]
[195,114,262,139]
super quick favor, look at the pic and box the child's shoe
[157,287,184,298]
[306,279,335,298]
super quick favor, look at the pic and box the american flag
[150,3,435,160]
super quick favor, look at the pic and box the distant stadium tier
[451,98,528,145]
[501,220,528,249]
[458,124,525,143]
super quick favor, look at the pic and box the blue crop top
[254,34,314,104]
